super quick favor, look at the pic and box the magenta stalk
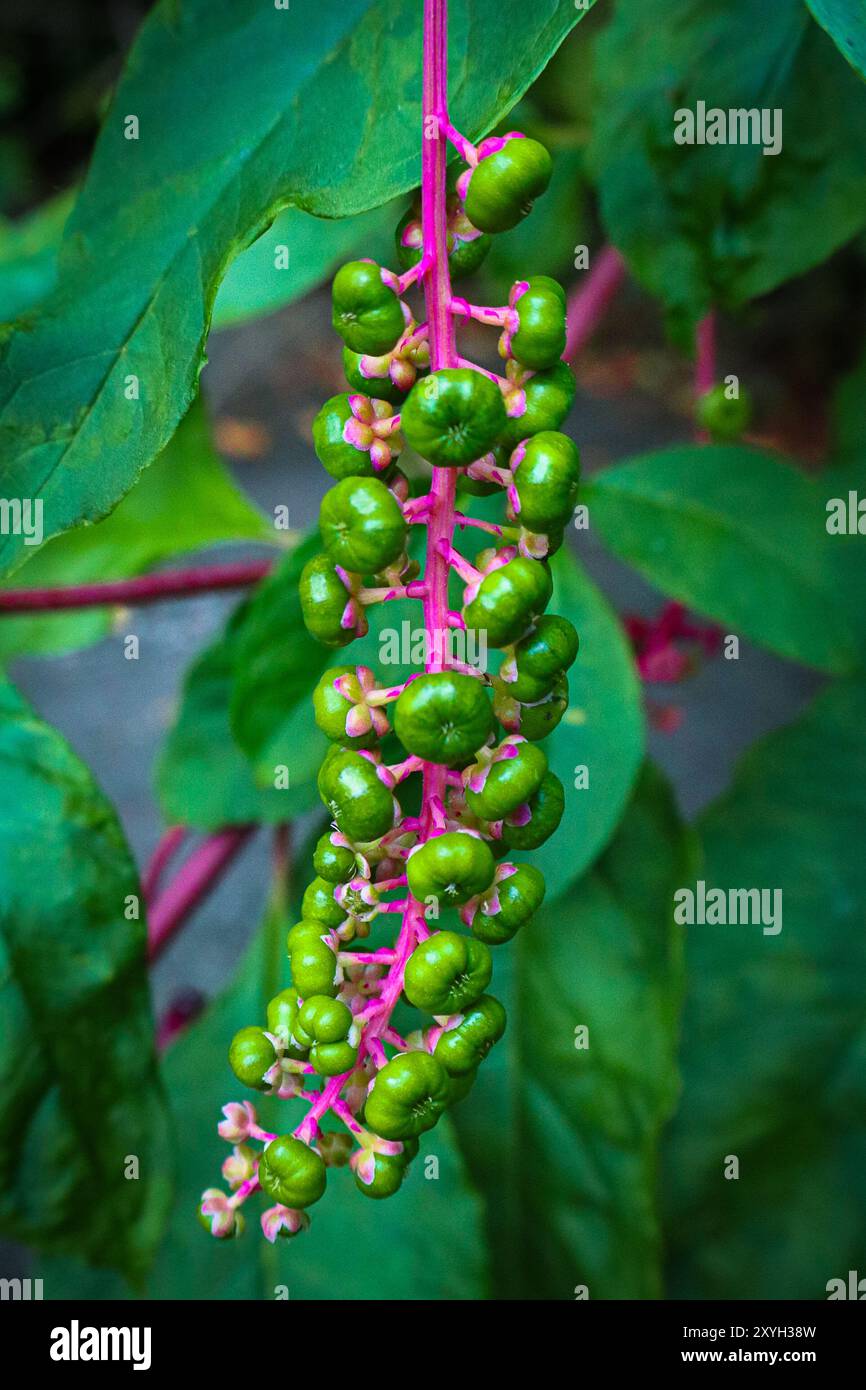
[563,244,626,361]
[289,0,459,1138]
[147,826,256,962]
[0,559,273,614]
[142,825,188,903]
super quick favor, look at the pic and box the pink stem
[563,245,626,361]
[285,0,457,1159]
[155,987,205,1053]
[142,825,187,903]
[450,298,508,327]
[439,117,477,164]
[0,559,273,613]
[147,827,255,962]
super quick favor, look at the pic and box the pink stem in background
[142,825,187,903]
[148,827,255,962]
[156,987,206,1053]
[694,310,717,442]
[563,245,626,361]
[0,559,273,613]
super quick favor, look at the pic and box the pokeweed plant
[199,0,582,1241]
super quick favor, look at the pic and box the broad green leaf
[665,677,866,1299]
[806,1,866,82]
[533,547,645,895]
[156,617,309,831]
[212,201,397,330]
[453,764,693,1299]
[0,195,395,334]
[584,445,859,673]
[0,396,273,660]
[0,192,71,321]
[228,532,330,790]
[588,0,866,339]
[0,681,172,1280]
[41,896,488,1300]
[0,0,592,577]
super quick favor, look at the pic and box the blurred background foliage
[0,0,864,1299]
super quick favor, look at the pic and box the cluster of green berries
[201,127,582,1243]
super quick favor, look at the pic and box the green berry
[401,368,506,467]
[501,770,565,850]
[354,1150,407,1199]
[310,1040,359,1077]
[498,362,575,452]
[465,740,547,821]
[464,136,553,234]
[313,393,389,480]
[393,672,493,765]
[290,937,340,999]
[470,863,546,945]
[313,667,374,748]
[332,261,405,355]
[299,553,359,649]
[364,1051,451,1139]
[511,431,580,532]
[265,989,308,1058]
[509,277,567,370]
[463,554,552,648]
[496,672,569,741]
[301,876,346,929]
[313,832,357,884]
[317,748,396,842]
[228,1026,276,1091]
[319,476,407,575]
[512,614,579,688]
[696,382,752,441]
[406,831,496,908]
[404,929,493,1014]
[434,994,507,1075]
[259,1135,327,1210]
[297,995,353,1045]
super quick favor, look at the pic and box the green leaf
[588,0,866,339]
[665,677,866,1299]
[0,681,172,1280]
[0,396,273,660]
[227,532,330,791]
[0,195,395,334]
[0,192,71,321]
[212,201,397,330]
[41,895,488,1300]
[806,1,866,82]
[453,764,693,1299]
[0,0,591,577]
[533,548,645,895]
[584,444,860,673]
[156,618,308,831]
